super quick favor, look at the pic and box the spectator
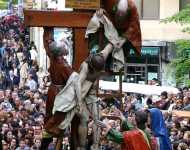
[160,91,174,110]
[1,123,9,136]
[16,46,24,63]
[25,134,34,148]
[0,72,5,90]
[42,76,50,88]
[25,74,37,91]
[36,67,45,86]
[4,129,13,148]
[183,96,190,111]
[99,139,111,150]
[11,53,19,67]
[19,55,28,82]
[177,143,188,150]
[22,47,30,64]
[29,47,37,67]
[12,62,20,78]
[18,81,25,95]
[3,53,11,77]
[11,121,19,138]
[8,137,19,150]
[29,64,37,83]
[1,96,12,112]
[173,99,183,110]
[6,70,19,88]
[47,137,57,150]
[18,128,27,140]
[152,78,159,86]
[183,87,188,96]
[31,138,42,150]
[15,138,30,150]
[101,98,111,115]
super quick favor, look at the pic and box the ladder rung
[97,94,124,98]
[100,72,124,76]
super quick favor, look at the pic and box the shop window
[147,58,159,64]
[132,0,160,20]
[126,57,146,64]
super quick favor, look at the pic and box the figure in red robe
[97,0,142,57]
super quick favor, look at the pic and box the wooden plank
[170,110,190,119]
[23,9,128,29]
[100,72,124,76]
[97,94,124,98]
[55,130,64,150]
[101,115,120,120]
[72,28,89,71]
[98,29,103,53]
[119,68,123,112]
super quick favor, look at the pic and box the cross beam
[24,9,128,29]
[23,9,127,70]
[24,10,125,150]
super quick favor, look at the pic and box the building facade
[124,0,190,87]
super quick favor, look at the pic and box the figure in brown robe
[43,27,74,135]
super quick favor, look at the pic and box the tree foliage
[160,4,190,86]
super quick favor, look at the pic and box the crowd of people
[97,78,190,150]
[0,13,190,150]
[0,15,72,150]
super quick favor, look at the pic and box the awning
[130,47,159,56]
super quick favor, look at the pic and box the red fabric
[122,129,150,150]
[100,0,142,55]
[150,136,157,150]
[48,142,55,147]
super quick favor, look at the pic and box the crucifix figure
[24,0,142,148]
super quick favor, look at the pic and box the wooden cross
[24,9,126,150]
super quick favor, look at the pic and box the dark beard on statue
[62,49,69,56]
[115,13,127,24]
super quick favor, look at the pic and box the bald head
[115,0,128,24]
[117,0,128,14]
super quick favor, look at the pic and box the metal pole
[7,0,8,14]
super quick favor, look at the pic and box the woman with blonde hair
[36,67,45,85]
[19,55,28,82]
[183,131,190,147]
[177,143,188,150]
[0,72,5,90]
[16,45,24,63]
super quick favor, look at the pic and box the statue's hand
[96,8,106,17]
[116,39,126,50]
[96,118,109,128]
[112,109,126,121]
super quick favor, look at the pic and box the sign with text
[65,0,100,10]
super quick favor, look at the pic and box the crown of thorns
[88,53,106,72]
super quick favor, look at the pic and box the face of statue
[115,11,127,24]
[56,41,69,56]
[115,0,128,24]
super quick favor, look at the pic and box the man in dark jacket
[23,47,31,63]
[29,64,38,83]
[12,62,20,78]
[6,70,19,88]
[3,53,11,77]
